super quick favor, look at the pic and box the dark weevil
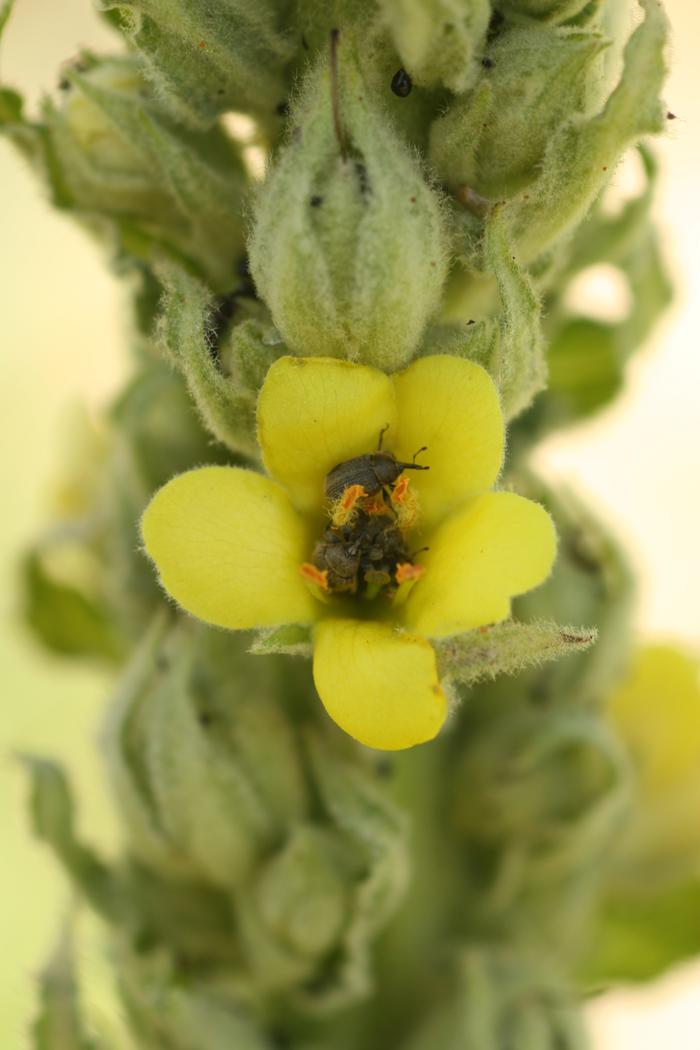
[324,427,429,503]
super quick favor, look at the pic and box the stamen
[391,474,420,531]
[395,562,426,584]
[331,483,367,526]
[392,475,410,504]
[300,562,330,591]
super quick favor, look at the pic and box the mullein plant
[2,0,689,1046]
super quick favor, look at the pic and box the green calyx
[249,41,449,371]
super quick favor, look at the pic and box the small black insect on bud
[310,195,324,207]
[481,57,494,69]
[275,100,289,117]
[390,68,413,98]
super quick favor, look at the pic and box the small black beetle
[390,68,413,98]
[325,434,428,503]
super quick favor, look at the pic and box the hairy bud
[402,949,587,1050]
[379,0,490,94]
[430,24,605,198]
[249,43,449,370]
[497,0,593,22]
[97,0,293,128]
[44,55,248,289]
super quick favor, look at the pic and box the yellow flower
[608,644,700,873]
[141,355,556,751]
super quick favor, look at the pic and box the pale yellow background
[0,1,698,1046]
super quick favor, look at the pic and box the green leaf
[583,881,700,987]
[435,620,597,687]
[483,206,546,418]
[0,85,22,124]
[23,552,126,662]
[157,263,262,457]
[546,318,623,421]
[33,926,99,1050]
[0,0,15,37]
[21,756,120,920]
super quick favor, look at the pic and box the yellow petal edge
[405,491,557,638]
[392,355,505,530]
[141,466,317,629]
[313,619,448,751]
[257,356,397,513]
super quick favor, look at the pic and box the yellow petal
[313,619,447,751]
[404,492,556,637]
[391,355,505,530]
[141,466,317,629]
[257,356,397,513]
[609,645,700,795]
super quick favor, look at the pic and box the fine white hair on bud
[249,39,450,371]
[96,0,293,128]
[42,54,249,290]
[378,0,491,94]
[430,23,607,199]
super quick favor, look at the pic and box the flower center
[300,446,427,603]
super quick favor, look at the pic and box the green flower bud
[402,949,586,1050]
[98,0,293,128]
[378,0,490,94]
[103,618,309,887]
[497,0,592,22]
[236,738,409,1008]
[42,55,248,289]
[449,706,629,896]
[506,0,668,262]
[249,45,449,370]
[430,24,606,198]
[116,948,271,1050]
[236,825,352,992]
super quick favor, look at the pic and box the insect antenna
[377,423,390,450]
[399,446,429,471]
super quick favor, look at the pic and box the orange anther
[300,563,329,591]
[331,484,367,526]
[395,562,426,585]
[392,474,410,504]
[342,483,366,510]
